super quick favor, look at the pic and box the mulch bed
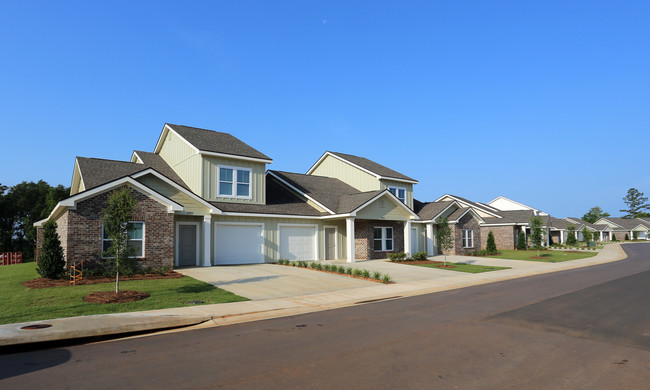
[83,290,150,304]
[22,271,183,289]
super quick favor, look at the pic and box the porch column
[426,223,435,256]
[346,217,355,263]
[546,228,550,246]
[202,215,212,267]
[404,220,412,256]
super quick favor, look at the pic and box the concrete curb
[0,243,629,347]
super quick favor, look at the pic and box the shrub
[310,262,318,269]
[323,264,331,272]
[291,261,297,267]
[411,251,428,261]
[611,233,617,241]
[625,233,630,241]
[352,268,362,277]
[372,271,382,280]
[362,269,370,278]
[337,265,346,274]
[388,252,407,262]
[486,231,497,254]
[566,226,577,246]
[516,231,527,250]
[345,267,353,275]
[37,220,66,279]
[382,274,393,284]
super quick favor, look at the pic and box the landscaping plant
[436,217,454,266]
[36,220,66,279]
[529,216,544,257]
[411,251,428,261]
[566,225,577,246]
[516,230,527,250]
[486,231,497,255]
[102,186,137,293]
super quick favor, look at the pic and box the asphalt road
[2,244,650,389]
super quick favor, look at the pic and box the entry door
[325,228,336,260]
[411,228,418,254]
[178,224,197,266]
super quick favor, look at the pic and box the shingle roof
[447,207,471,222]
[602,217,650,230]
[270,170,385,214]
[414,200,455,221]
[439,194,502,217]
[483,210,535,225]
[133,151,189,189]
[327,151,417,182]
[166,124,272,161]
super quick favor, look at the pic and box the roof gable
[434,194,502,218]
[307,151,417,184]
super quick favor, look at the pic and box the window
[373,227,394,251]
[388,186,406,203]
[218,166,251,198]
[102,222,145,257]
[462,229,473,248]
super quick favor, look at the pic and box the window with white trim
[373,227,394,251]
[102,222,145,257]
[218,166,251,198]
[462,229,473,248]
[388,186,406,203]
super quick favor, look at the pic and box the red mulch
[22,271,183,289]
[530,256,549,259]
[83,290,150,304]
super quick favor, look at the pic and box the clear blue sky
[2,1,648,218]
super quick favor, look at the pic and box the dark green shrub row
[276,259,392,283]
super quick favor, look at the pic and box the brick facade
[480,225,518,250]
[354,219,404,260]
[37,186,175,270]
[444,213,482,256]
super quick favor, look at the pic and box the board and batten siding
[211,215,346,262]
[379,179,414,209]
[355,196,413,221]
[310,155,380,192]
[202,156,266,204]
[136,175,210,215]
[158,130,203,196]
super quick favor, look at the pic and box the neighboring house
[593,217,650,240]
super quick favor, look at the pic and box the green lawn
[411,262,510,273]
[486,249,597,263]
[0,263,248,325]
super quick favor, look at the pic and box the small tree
[581,227,592,243]
[611,233,617,242]
[516,230,527,250]
[530,217,544,256]
[436,217,454,266]
[36,220,66,279]
[624,233,629,241]
[486,231,497,254]
[102,187,137,293]
[566,225,577,246]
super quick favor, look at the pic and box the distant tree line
[582,188,650,223]
[0,181,69,260]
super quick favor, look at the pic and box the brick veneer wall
[354,219,404,260]
[480,225,517,250]
[44,187,175,269]
[444,213,482,256]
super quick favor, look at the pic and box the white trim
[487,195,547,215]
[199,150,273,164]
[130,151,144,164]
[214,222,265,264]
[461,228,473,248]
[267,171,335,214]
[278,223,319,261]
[449,208,486,224]
[350,190,418,218]
[102,221,146,258]
[433,194,502,218]
[425,200,462,223]
[217,165,253,199]
[175,222,200,267]
[324,225,339,260]
[154,124,201,155]
[346,218,355,263]
[306,151,418,184]
[388,186,406,203]
[373,226,394,252]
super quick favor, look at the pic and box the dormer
[306,151,418,209]
[154,124,272,205]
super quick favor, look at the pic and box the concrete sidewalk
[0,244,628,347]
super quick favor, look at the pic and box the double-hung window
[462,229,473,248]
[102,222,145,257]
[388,186,406,203]
[373,227,394,251]
[218,166,251,198]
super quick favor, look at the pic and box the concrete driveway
[177,264,376,300]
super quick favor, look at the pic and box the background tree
[566,225,577,246]
[102,187,137,293]
[582,206,610,224]
[620,188,649,219]
[436,217,454,266]
[581,227,592,243]
[486,231,497,254]
[36,220,66,279]
[516,230,526,250]
[529,217,544,256]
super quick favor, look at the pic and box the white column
[546,228,550,246]
[203,216,212,267]
[426,223,434,256]
[346,217,355,263]
[404,220,412,256]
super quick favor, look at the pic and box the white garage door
[215,224,264,265]
[280,226,317,261]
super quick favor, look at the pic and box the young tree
[611,233,617,242]
[436,217,454,266]
[529,217,544,256]
[36,220,66,279]
[582,206,610,224]
[516,230,527,250]
[102,187,137,293]
[624,233,630,241]
[486,231,497,254]
[581,227,592,243]
[566,225,577,246]
[620,188,650,219]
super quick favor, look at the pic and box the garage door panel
[280,226,316,261]
[215,224,264,265]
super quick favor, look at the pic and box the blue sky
[2,1,648,218]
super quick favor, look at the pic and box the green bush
[387,252,407,262]
[352,268,362,277]
[382,274,392,284]
[337,265,346,274]
[486,231,497,254]
[36,220,66,279]
[362,269,370,278]
[625,233,630,241]
[516,231,527,250]
[411,251,428,261]
[322,264,331,272]
[372,271,382,280]
[345,267,353,275]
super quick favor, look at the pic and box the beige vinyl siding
[355,196,413,221]
[380,179,414,209]
[202,156,266,204]
[411,224,427,253]
[158,130,203,195]
[136,175,210,215]
[212,215,346,262]
[310,155,380,192]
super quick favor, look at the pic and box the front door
[178,224,197,266]
[325,228,336,260]
[411,228,418,254]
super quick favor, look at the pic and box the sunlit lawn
[486,249,597,263]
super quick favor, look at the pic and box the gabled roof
[131,151,189,189]
[434,194,502,218]
[487,196,548,215]
[307,151,418,184]
[483,210,535,225]
[447,207,485,224]
[413,199,458,221]
[599,217,650,230]
[155,124,272,163]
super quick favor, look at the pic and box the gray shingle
[166,124,271,161]
[76,157,148,190]
[414,200,455,221]
[328,151,417,182]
